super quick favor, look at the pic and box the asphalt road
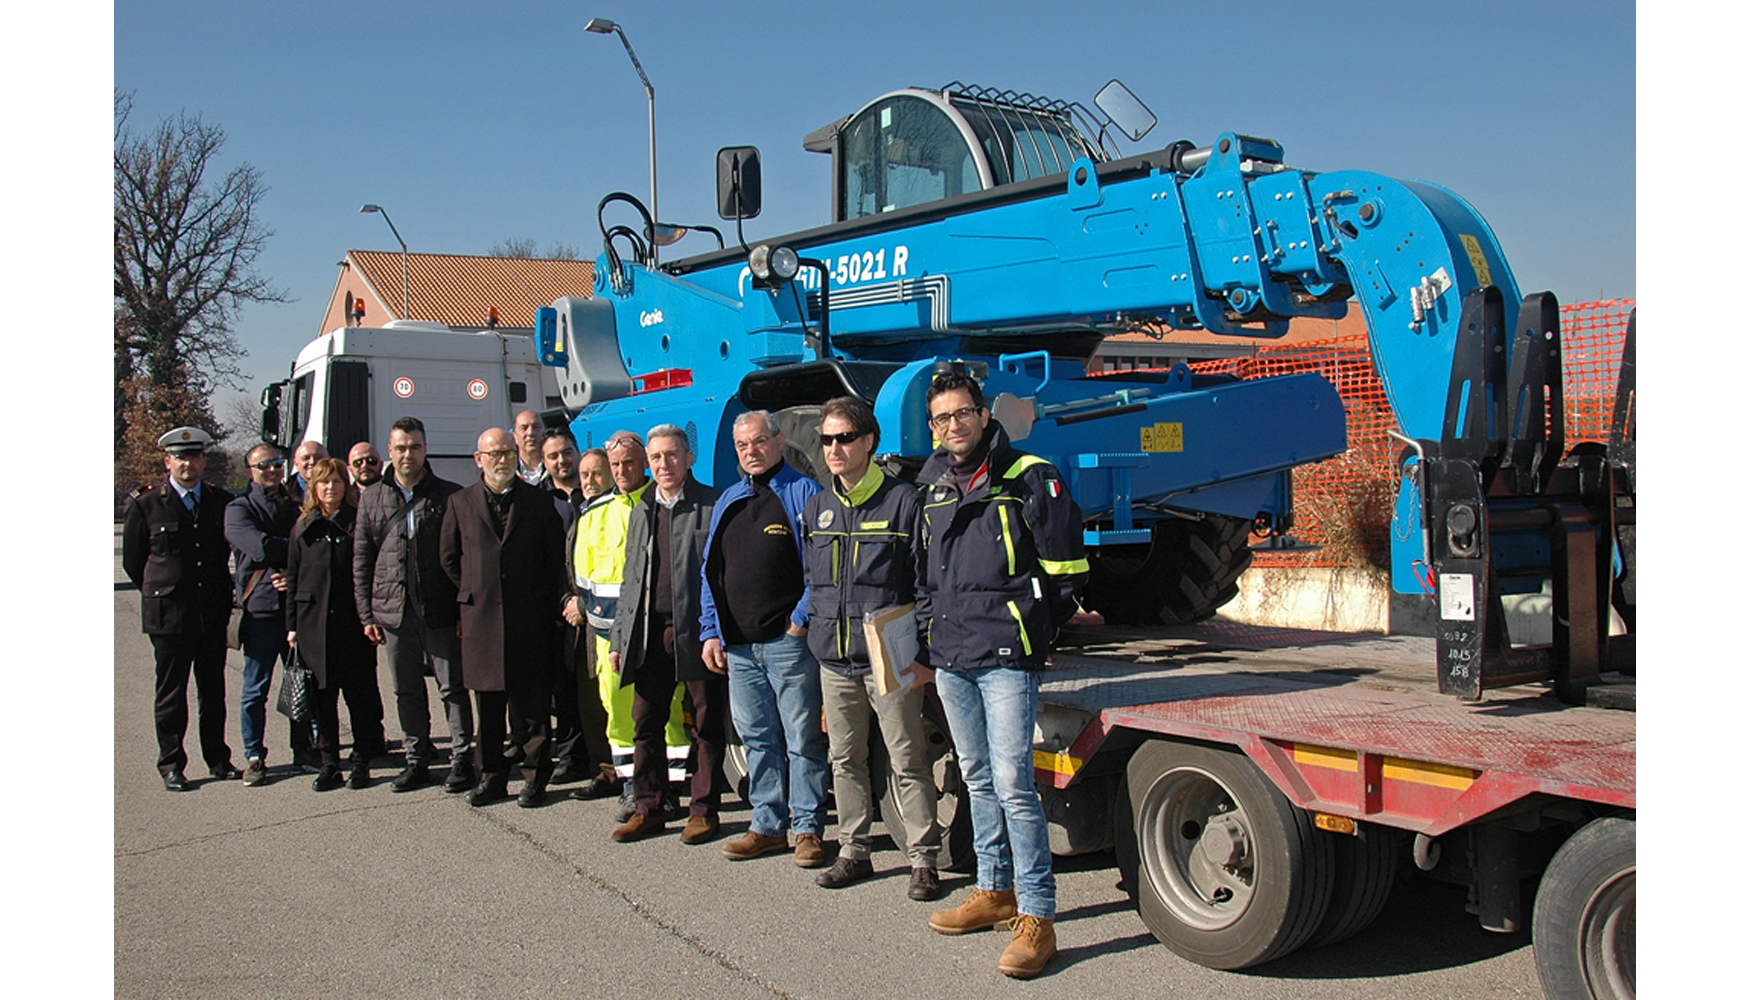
[113,529,1541,999]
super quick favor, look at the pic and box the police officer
[121,427,240,791]
[916,371,1087,979]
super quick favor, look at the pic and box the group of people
[122,371,1088,979]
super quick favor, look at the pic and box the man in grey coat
[607,424,726,844]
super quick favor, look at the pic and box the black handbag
[275,650,314,722]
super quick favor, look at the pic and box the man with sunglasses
[225,442,320,784]
[801,396,944,899]
[347,442,384,488]
[916,371,1087,979]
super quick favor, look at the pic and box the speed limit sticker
[393,377,414,398]
[467,379,488,400]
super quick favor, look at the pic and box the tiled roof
[346,251,595,329]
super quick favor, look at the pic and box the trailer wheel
[1083,516,1253,626]
[872,692,975,872]
[721,717,749,804]
[1533,816,1635,1000]
[1127,740,1333,969]
[1305,822,1399,949]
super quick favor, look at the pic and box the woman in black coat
[286,458,386,791]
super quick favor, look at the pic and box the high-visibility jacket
[572,480,650,636]
[917,422,1088,672]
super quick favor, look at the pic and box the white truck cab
[261,320,563,484]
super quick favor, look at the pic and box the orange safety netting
[1185,298,1635,569]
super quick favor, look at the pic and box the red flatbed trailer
[1010,618,1635,998]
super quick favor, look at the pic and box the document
[864,603,929,695]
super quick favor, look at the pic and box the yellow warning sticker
[1141,422,1184,453]
[1460,234,1493,288]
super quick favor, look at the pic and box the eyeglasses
[927,405,983,429]
[350,457,381,467]
[733,435,774,453]
[820,431,868,447]
[252,459,286,470]
[477,449,517,460]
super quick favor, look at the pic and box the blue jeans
[936,665,1055,919]
[240,614,314,762]
[726,632,827,837]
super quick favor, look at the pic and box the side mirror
[716,145,761,221]
[259,383,283,444]
[1095,80,1157,143]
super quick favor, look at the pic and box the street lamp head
[359,204,381,213]
[584,17,617,33]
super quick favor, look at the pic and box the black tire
[721,715,749,804]
[872,692,975,873]
[1305,822,1399,948]
[1126,740,1333,969]
[1533,816,1636,1000]
[771,405,827,486]
[1083,516,1254,626]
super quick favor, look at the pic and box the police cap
[158,426,215,456]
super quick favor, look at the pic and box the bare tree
[114,91,288,466]
[490,237,539,258]
[489,238,580,260]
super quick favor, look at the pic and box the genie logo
[639,309,665,327]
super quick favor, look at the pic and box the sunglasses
[252,459,286,470]
[820,431,868,447]
[351,457,381,467]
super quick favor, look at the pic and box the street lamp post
[358,204,410,320]
[584,17,659,263]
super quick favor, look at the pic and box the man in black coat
[607,424,725,844]
[121,426,238,791]
[439,427,568,808]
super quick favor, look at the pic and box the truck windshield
[841,95,982,220]
[950,98,1097,186]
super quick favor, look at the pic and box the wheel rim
[1138,766,1258,930]
[1581,866,1636,1000]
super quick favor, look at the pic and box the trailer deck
[1039,618,1636,835]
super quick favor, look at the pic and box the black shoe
[312,764,345,791]
[207,763,242,781]
[443,760,477,794]
[347,762,371,789]
[242,758,268,786]
[612,794,637,823]
[293,749,324,775]
[390,763,430,793]
[467,774,509,807]
[908,866,944,901]
[549,762,588,785]
[162,769,192,792]
[518,781,548,809]
[568,776,619,801]
[815,856,874,889]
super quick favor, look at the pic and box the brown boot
[611,811,666,842]
[998,915,1056,979]
[721,830,790,860]
[928,887,1018,935]
[793,833,828,868]
[679,815,721,845]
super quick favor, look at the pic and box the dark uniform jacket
[123,480,235,636]
[916,422,1089,672]
[353,464,462,631]
[286,504,374,689]
[438,478,566,693]
[802,463,926,677]
[610,476,720,684]
[224,482,299,618]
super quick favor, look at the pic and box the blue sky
[108,0,1635,418]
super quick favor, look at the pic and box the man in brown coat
[439,427,568,808]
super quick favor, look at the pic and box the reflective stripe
[998,505,1016,575]
[1005,600,1033,657]
[1004,454,1049,478]
[591,582,622,599]
[1037,556,1089,576]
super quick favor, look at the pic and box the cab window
[841,96,982,220]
